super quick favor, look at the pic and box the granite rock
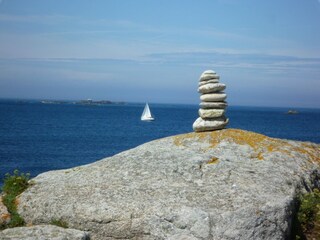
[200,92,227,102]
[199,101,227,109]
[192,117,228,131]
[198,79,220,87]
[0,196,10,225]
[0,225,90,240]
[16,129,320,239]
[199,70,220,81]
[199,109,226,119]
[198,83,226,94]
[199,74,220,82]
[202,70,216,75]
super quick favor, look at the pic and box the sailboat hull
[141,117,154,121]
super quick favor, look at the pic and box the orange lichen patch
[174,128,274,152]
[207,157,219,164]
[14,197,20,207]
[174,129,320,163]
[174,129,270,149]
[208,129,268,149]
[257,152,264,160]
[1,213,11,221]
[0,197,11,224]
[293,144,320,164]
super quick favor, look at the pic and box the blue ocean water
[0,99,319,184]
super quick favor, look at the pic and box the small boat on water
[141,103,155,121]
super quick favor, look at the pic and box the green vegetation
[1,170,30,229]
[50,218,68,228]
[294,188,320,240]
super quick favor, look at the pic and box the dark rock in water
[287,110,299,114]
[14,129,320,240]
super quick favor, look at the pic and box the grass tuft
[1,169,30,229]
[293,188,320,239]
[50,218,69,228]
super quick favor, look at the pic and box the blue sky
[0,0,319,108]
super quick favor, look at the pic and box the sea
[0,99,320,185]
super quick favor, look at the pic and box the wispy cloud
[0,12,318,64]
[145,51,320,73]
[0,13,79,24]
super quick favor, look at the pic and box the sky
[0,0,319,108]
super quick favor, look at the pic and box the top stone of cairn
[199,70,220,81]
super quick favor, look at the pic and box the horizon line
[0,97,319,110]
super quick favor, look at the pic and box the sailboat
[141,103,155,121]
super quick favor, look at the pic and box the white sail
[141,103,154,121]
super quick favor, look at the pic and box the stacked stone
[193,70,229,132]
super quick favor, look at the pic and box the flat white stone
[200,93,227,102]
[200,101,228,109]
[198,83,226,94]
[199,70,220,81]
[202,70,216,75]
[199,74,220,82]
[192,117,229,132]
[198,79,220,86]
[199,109,226,119]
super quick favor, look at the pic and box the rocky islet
[193,70,229,132]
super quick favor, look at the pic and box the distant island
[41,99,125,106]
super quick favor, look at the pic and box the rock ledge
[9,129,320,239]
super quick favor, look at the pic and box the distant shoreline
[0,98,319,110]
[0,98,126,106]
[41,99,126,106]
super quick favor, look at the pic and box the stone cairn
[192,70,229,132]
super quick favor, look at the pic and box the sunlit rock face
[17,128,320,240]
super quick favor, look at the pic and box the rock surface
[199,71,220,81]
[200,93,227,102]
[193,117,229,132]
[199,109,225,119]
[0,196,11,225]
[198,79,219,86]
[199,102,227,109]
[0,225,89,240]
[14,129,320,240]
[198,83,226,94]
